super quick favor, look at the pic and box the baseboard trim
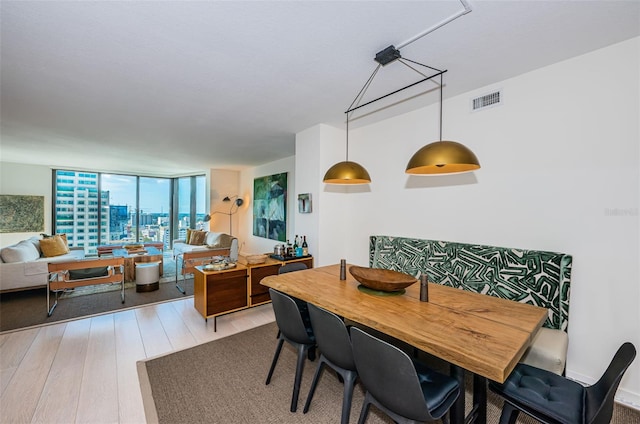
[567,370,640,411]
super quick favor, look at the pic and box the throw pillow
[217,234,234,249]
[40,235,70,257]
[188,230,207,245]
[41,233,68,246]
[205,231,222,247]
[186,228,193,244]
[29,236,43,255]
[0,241,41,263]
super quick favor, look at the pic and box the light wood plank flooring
[0,297,275,423]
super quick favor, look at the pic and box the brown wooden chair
[47,257,125,316]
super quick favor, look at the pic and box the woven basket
[241,254,268,265]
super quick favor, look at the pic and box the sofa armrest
[229,238,239,262]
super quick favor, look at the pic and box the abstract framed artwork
[0,195,45,233]
[298,193,311,213]
[253,172,287,241]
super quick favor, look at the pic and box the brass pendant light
[323,108,371,184]
[323,161,372,184]
[323,41,479,182]
[322,1,475,182]
[406,73,480,174]
[323,46,411,184]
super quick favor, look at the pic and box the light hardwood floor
[0,297,276,423]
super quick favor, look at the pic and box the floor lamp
[207,196,244,235]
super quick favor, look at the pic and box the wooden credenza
[193,256,313,330]
[246,256,314,306]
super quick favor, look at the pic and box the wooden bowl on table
[349,266,417,294]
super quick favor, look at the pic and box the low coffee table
[112,247,164,283]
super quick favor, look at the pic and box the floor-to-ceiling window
[101,174,137,246]
[53,170,203,255]
[173,175,206,242]
[53,171,102,252]
[139,177,171,248]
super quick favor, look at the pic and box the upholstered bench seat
[520,327,569,376]
[369,235,573,375]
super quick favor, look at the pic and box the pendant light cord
[439,73,443,141]
[342,53,448,161]
[347,64,382,114]
[399,58,443,76]
[344,63,382,161]
[346,110,349,161]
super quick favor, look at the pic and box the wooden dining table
[261,263,548,424]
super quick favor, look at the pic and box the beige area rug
[138,322,640,424]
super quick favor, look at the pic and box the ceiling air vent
[471,90,502,111]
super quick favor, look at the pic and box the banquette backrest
[369,235,573,331]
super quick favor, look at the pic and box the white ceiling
[1,1,638,176]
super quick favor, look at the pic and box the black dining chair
[303,303,358,424]
[274,262,310,339]
[350,326,461,424]
[279,262,308,274]
[265,288,316,412]
[489,342,636,424]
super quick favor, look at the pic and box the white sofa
[173,232,238,261]
[0,236,85,292]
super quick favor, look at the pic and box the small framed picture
[298,193,312,213]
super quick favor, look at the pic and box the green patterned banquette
[369,235,572,332]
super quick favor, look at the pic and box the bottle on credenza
[302,235,308,256]
[285,239,291,257]
[293,235,301,257]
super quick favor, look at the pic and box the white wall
[207,169,242,235]
[296,38,640,406]
[0,162,53,247]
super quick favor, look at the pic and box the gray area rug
[138,322,640,424]
[0,252,183,333]
[0,277,192,333]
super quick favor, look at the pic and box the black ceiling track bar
[345,69,447,115]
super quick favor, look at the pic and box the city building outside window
[53,170,205,255]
